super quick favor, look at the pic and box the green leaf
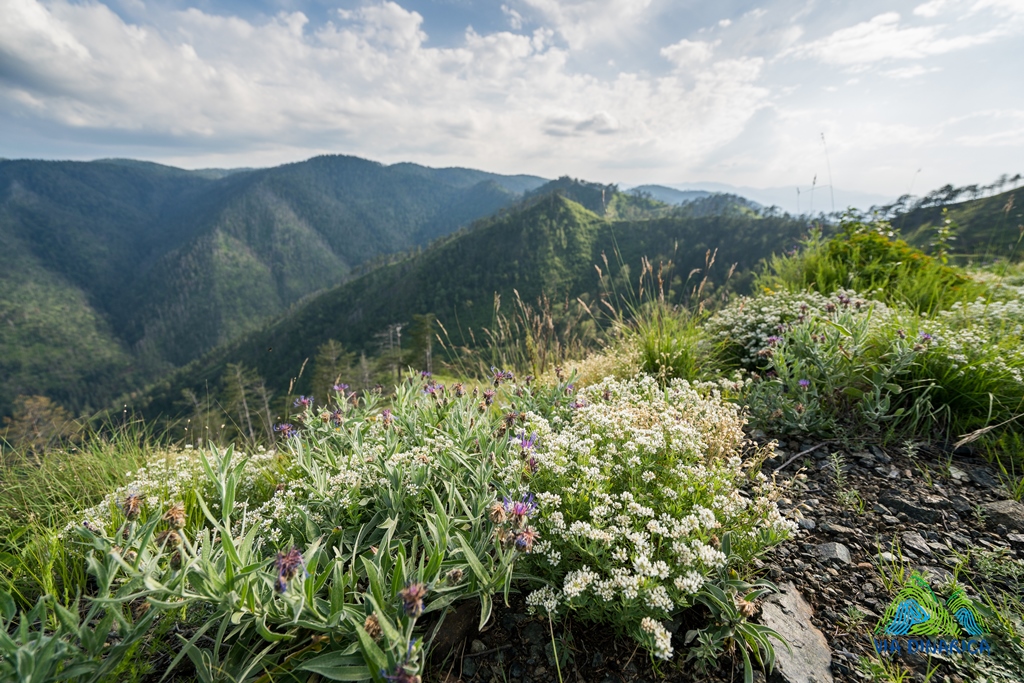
[0,592,15,622]
[296,652,372,681]
[478,592,493,631]
[456,535,488,587]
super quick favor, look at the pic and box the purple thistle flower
[765,335,782,346]
[482,389,496,406]
[293,395,313,408]
[332,383,350,393]
[490,366,514,386]
[798,379,811,389]
[273,423,296,438]
[380,409,393,428]
[504,493,538,521]
[420,370,432,379]
[274,546,306,593]
[527,456,538,474]
[564,384,575,395]
[570,398,586,410]
[919,332,934,342]
[399,582,428,618]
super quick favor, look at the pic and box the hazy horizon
[3,0,1022,197]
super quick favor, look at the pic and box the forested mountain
[0,156,545,417]
[135,190,813,421]
[893,187,1024,258]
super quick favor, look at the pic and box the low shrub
[1,372,796,681]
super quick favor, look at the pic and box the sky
[2,0,1023,203]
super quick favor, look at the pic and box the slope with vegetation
[133,188,811,431]
[3,190,1024,682]
[0,156,545,417]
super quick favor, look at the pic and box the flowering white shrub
[504,375,795,660]
[708,288,892,366]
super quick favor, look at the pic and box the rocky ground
[426,435,1024,683]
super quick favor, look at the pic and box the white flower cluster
[640,617,674,660]
[508,375,794,661]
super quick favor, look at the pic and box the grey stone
[821,522,857,535]
[982,500,1024,532]
[949,495,973,514]
[797,518,817,530]
[817,542,852,565]
[970,467,1002,489]
[882,515,901,526]
[947,465,968,482]
[761,583,834,683]
[901,531,931,556]
[470,639,487,654]
[1007,533,1024,551]
[462,658,477,677]
[879,491,942,523]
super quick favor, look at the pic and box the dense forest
[0,156,546,418]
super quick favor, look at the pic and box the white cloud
[0,0,768,177]
[718,18,732,27]
[881,64,941,78]
[501,4,524,30]
[913,0,948,17]
[787,11,1008,66]
[660,38,715,69]
[514,0,653,49]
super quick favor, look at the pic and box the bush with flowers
[498,374,795,673]
[2,368,799,682]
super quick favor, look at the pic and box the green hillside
[896,187,1024,258]
[134,191,811,420]
[0,156,545,417]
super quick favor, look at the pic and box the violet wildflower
[380,409,393,428]
[453,382,465,397]
[526,456,538,474]
[482,389,496,406]
[765,335,782,346]
[399,582,428,618]
[920,332,934,342]
[491,366,514,386]
[565,384,575,395]
[514,432,538,452]
[332,383,350,393]
[798,379,811,389]
[274,546,306,593]
[570,398,586,410]
[420,370,431,379]
[293,395,313,408]
[504,493,538,528]
[274,423,296,438]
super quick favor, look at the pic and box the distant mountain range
[1,151,1018,426]
[636,181,893,214]
[0,155,545,416]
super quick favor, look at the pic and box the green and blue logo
[873,574,990,656]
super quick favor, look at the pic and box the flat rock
[982,500,1024,532]
[1007,533,1024,551]
[879,491,942,523]
[817,542,852,565]
[762,583,834,683]
[969,467,1002,489]
[901,531,931,556]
